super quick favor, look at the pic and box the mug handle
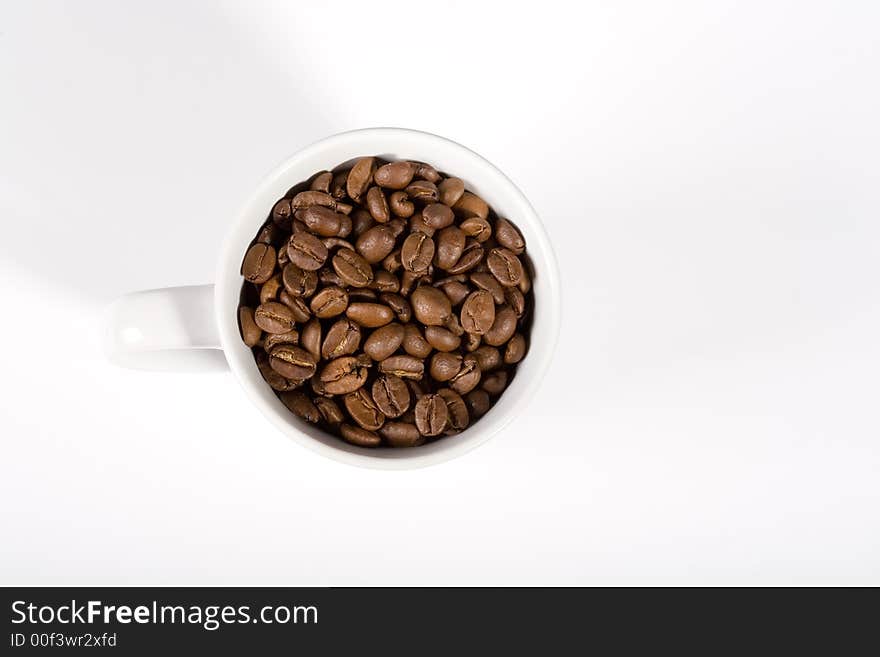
[103,284,227,371]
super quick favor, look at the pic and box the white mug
[105,128,561,468]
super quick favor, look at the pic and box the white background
[2,1,879,585]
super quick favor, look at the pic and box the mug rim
[215,127,561,469]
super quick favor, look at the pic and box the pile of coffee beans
[238,157,532,448]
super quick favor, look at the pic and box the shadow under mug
[104,128,561,469]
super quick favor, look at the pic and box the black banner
[1,587,874,653]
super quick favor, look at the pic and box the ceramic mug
[104,128,561,468]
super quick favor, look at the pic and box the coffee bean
[482,370,509,396]
[346,302,394,328]
[322,318,362,359]
[437,388,469,432]
[314,397,345,425]
[465,389,491,417]
[460,290,496,335]
[388,191,415,217]
[333,249,374,287]
[364,322,405,361]
[344,388,385,431]
[414,394,448,436]
[280,391,320,423]
[339,423,381,447]
[269,344,317,380]
[484,305,517,346]
[242,243,276,284]
[356,225,397,264]
[425,325,461,352]
[430,352,463,382]
[346,157,376,202]
[264,329,300,354]
[372,374,411,418]
[380,422,424,447]
[504,333,527,364]
[449,354,481,394]
[320,356,369,395]
[242,157,535,447]
[487,247,524,287]
[239,306,262,347]
[282,263,318,297]
[295,206,350,237]
[379,355,425,380]
[452,191,489,220]
[411,286,452,325]
[254,301,295,333]
[288,231,328,270]
[438,177,465,207]
[365,186,390,223]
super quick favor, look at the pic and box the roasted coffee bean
[380,422,424,447]
[433,225,466,271]
[259,273,283,304]
[374,161,417,189]
[309,170,332,193]
[310,286,349,318]
[364,323,405,361]
[414,394,448,436]
[388,191,415,217]
[356,225,397,264]
[504,334,527,364]
[401,232,435,273]
[242,243,276,284]
[322,318,362,359]
[282,263,318,298]
[472,345,502,372]
[295,206,350,237]
[405,180,439,204]
[494,217,525,254]
[449,354,481,395]
[470,272,505,304]
[339,423,381,447]
[269,345,317,380]
[487,247,524,287]
[292,190,352,215]
[484,305,517,346]
[438,177,465,207]
[460,290,496,335]
[430,352,463,382]
[465,389,491,417]
[314,397,345,425]
[445,240,484,275]
[453,191,489,220]
[264,329,300,354]
[365,186,390,222]
[333,249,374,287]
[379,355,425,380]
[346,157,376,202]
[287,231,328,271]
[380,293,412,323]
[242,156,534,447]
[438,388,469,432]
[425,326,461,352]
[279,292,311,323]
[371,270,400,293]
[482,370,509,396]
[280,391,320,423]
[344,388,385,431]
[372,375,410,418]
[254,302,295,333]
[401,323,432,358]
[346,302,394,328]
[320,356,369,395]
